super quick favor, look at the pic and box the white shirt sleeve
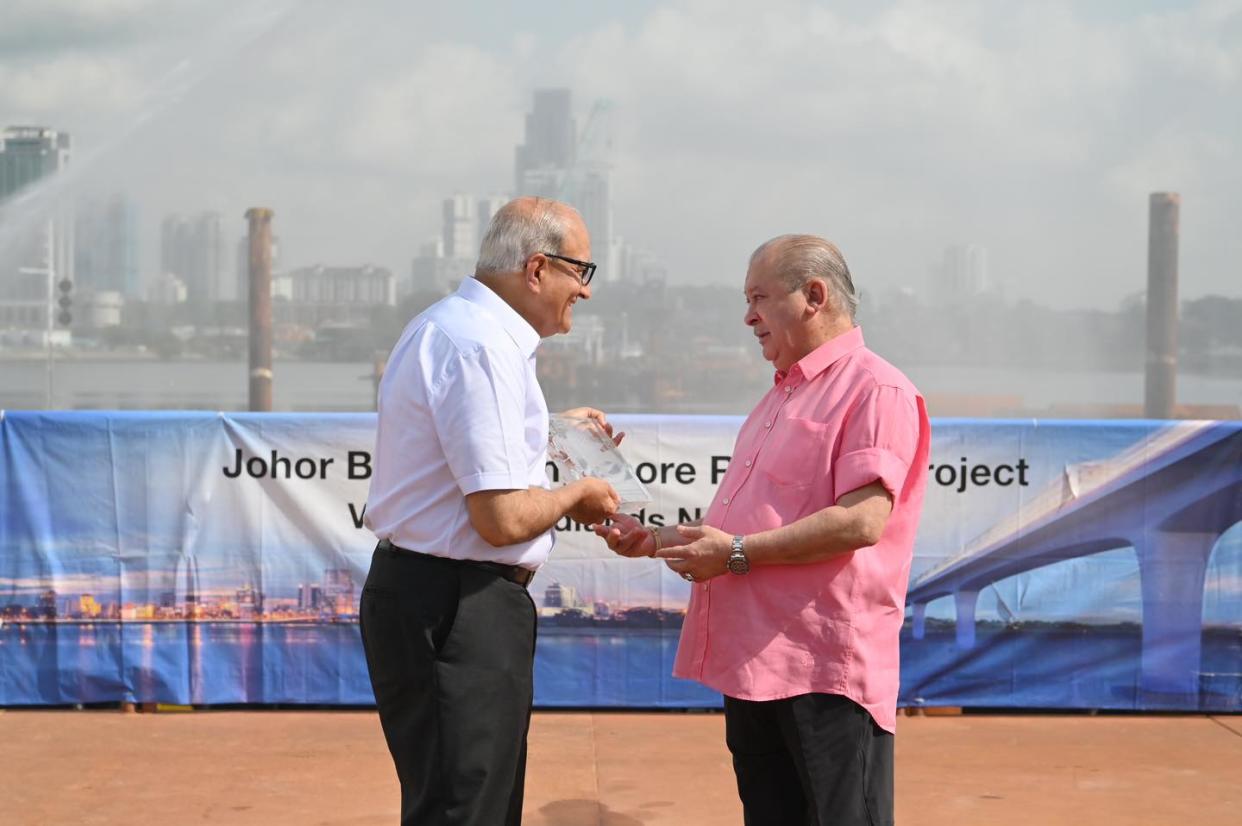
[426,337,533,496]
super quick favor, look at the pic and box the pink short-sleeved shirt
[672,326,930,733]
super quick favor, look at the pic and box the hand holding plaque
[548,415,651,510]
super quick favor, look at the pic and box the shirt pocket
[758,416,833,493]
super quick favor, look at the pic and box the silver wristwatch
[727,534,751,575]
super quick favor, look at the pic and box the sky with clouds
[2,0,1240,308]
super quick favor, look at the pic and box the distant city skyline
[1,1,1239,310]
[2,87,653,314]
[0,565,687,623]
[0,126,74,344]
[1,7,1239,422]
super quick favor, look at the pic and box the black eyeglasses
[542,252,596,286]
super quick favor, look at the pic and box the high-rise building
[235,583,262,619]
[0,227,56,342]
[147,272,187,305]
[160,216,188,280]
[442,194,477,260]
[323,568,355,615]
[161,211,225,305]
[0,126,70,202]
[0,126,73,342]
[477,195,509,237]
[513,92,618,281]
[277,264,394,329]
[514,89,575,195]
[409,239,464,298]
[75,195,139,298]
[616,242,668,285]
[196,213,225,302]
[37,588,58,619]
[544,581,565,609]
[934,244,990,302]
[413,193,511,297]
[572,169,614,279]
[543,581,580,610]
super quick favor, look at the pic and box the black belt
[377,540,536,587]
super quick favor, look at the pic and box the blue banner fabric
[1,412,1239,710]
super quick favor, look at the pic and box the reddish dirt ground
[1,709,1238,825]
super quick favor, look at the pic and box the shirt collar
[457,276,541,358]
[774,325,866,385]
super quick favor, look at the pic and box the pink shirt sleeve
[832,384,921,501]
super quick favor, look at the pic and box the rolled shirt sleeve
[428,340,534,496]
[833,384,921,502]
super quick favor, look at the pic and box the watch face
[728,536,749,574]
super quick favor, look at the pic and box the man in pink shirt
[595,235,929,825]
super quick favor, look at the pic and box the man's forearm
[513,485,581,541]
[744,487,891,566]
[744,507,871,565]
[467,485,579,547]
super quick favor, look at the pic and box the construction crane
[552,97,614,201]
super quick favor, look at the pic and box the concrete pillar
[912,602,927,640]
[1134,530,1216,701]
[954,590,979,649]
[1145,193,1179,419]
[246,208,273,412]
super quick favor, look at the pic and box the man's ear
[804,278,827,313]
[523,254,544,293]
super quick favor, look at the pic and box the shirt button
[785,386,793,393]
[744,460,752,467]
[722,497,730,505]
[764,421,771,428]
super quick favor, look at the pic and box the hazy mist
[2,0,1240,415]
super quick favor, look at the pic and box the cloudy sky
[2,0,1240,308]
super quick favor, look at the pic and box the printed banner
[1,411,1239,710]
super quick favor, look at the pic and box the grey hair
[475,198,578,273]
[750,234,858,320]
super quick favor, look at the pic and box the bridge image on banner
[1,412,1239,711]
[903,419,1242,710]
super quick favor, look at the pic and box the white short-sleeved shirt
[364,277,553,569]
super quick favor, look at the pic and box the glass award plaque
[547,415,651,509]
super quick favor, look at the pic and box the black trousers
[724,692,894,826]
[359,545,537,826]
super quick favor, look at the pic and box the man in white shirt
[361,197,620,826]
